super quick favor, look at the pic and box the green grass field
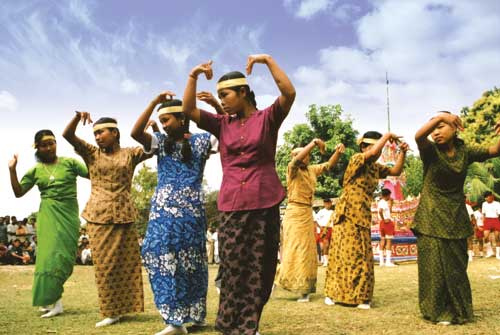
[1,259,500,335]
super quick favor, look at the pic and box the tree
[276,104,358,198]
[460,87,500,146]
[460,88,500,202]
[204,190,220,229]
[402,154,423,197]
[131,164,157,236]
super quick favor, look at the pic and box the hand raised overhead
[75,111,93,126]
[246,54,270,75]
[8,153,18,171]
[190,60,213,80]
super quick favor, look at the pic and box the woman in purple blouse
[183,55,295,335]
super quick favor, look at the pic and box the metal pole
[386,71,390,132]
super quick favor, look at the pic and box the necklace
[41,161,59,182]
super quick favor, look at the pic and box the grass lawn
[1,259,500,335]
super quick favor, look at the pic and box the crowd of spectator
[0,216,92,266]
[0,216,37,265]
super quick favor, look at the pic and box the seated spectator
[7,239,30,265]
[0,243,8,264]
[6,217,17,243]
[23,240,35,263]
[0,217,7,245]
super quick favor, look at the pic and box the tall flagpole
[386,71,390,132]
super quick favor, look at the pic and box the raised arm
[183,61,214,125]
[8,154,29,198]
[364,132,401,162]
[326,143,346,169]
[246,54,296,113]
[294,138,326,163]
[197,91,226,115]
[387,142,409,176]
[131,91,174,150]
[63,111,93,147]
[414,112,463,149]
[147,120,161,133]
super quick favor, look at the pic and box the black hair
[323,198,332,202]
[157,99,192,163]
[33,129,56,163]
[218,71,257,108]
[359,131,383,151]
[94,117,120,144]
[381,188,392,197]
[484,191,493,197]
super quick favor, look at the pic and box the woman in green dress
[413,112,500,324]
[8,129,88,318]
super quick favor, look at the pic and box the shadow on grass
[120,314,164,323]
[187,324,217,333]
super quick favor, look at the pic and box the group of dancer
[8,53,500,334]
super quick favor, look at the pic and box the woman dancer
[275,139,344,302]
[9,130,88,317]
[183,55,295,335]
[131,91,217,335]
[63,113,149,327]
[324,131,408,309]
[413,112,500,324]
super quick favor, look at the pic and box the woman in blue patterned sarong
[131,91,217,335]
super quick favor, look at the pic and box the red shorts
[380,220,395,237]
[316,227,332,243]
[475,227,484,239]
[483,218,500,231]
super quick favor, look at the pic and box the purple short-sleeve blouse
[199,98,287,211]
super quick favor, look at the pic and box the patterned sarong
[87,222,144,317]
[417,234,473,324]
[215,205,280,335]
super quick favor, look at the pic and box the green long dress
[19,157,88,306]
[412,140,489,324]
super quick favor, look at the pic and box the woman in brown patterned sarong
[324,131,408,309]
[63,112,151,327]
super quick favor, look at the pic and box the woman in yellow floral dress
[324,131,408,309]
[275,139,344,302]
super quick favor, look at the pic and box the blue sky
[1,0,500,217]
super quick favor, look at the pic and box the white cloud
[285,0,500,148]
[285,0,337,19]
[332,3,362,22]
[120,78,141,94]
[0,91,19,112]
[157,44,194,69]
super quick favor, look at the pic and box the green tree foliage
[131,164,157,236]
[402,154,423,197]
[204,190,220,229]
[461,87,500,146]
[460,88,500,202]
[276,104,358,198]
